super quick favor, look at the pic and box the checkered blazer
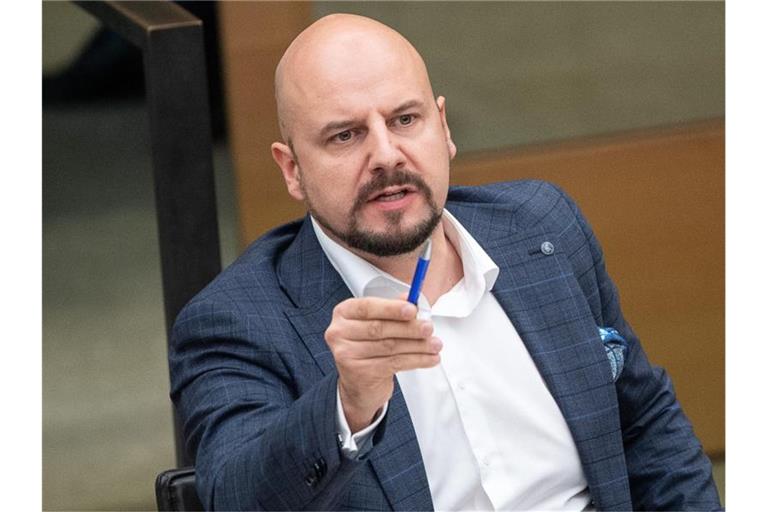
[170,180,721,511]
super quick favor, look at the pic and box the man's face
[273,29,456,257]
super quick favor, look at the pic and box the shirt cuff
[336,387,388,459]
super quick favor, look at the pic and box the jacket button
[304,457,327,487]
[541,241,555,255]
[314,458,327,478]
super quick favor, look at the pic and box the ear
[271,141,305,201]
[436,96,457,160]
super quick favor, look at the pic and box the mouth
[368,186,417,203]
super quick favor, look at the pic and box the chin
[349,211,441,257]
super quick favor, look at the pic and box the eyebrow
[391,99,425,115]
[319,119,356,139]
[318,99,426,139]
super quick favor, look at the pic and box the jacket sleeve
[169,298,376,511]
[557,187,723,511]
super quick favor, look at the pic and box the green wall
[315,1,724,152]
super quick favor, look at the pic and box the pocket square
[598,326,627,382]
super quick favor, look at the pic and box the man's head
[271,14,457,257]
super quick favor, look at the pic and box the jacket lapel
[279,217,352,376]
[278,217,433,510]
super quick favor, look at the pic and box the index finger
[335,297,417,322]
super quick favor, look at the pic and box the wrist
[338,380,390,433]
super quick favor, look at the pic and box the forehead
[282,30,434,128]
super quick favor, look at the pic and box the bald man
[170,14,721,511]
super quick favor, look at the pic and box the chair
[155,468,203,511]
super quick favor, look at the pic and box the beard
[304,169,442,257]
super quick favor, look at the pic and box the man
[170,14,721,511]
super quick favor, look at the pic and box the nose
[367,121,406,173]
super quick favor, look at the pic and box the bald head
[274,14,434,143]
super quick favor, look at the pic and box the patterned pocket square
[598,326,627,382]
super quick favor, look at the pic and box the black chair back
[155,467,203,511]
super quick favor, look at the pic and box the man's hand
[325,297,442,433]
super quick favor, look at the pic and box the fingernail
[402,303,417,318]
[420,321,434,337]
[432,337,443,350]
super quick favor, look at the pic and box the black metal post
[74,1,221,468]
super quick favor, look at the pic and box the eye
[398,114,414,126]
[335,130,353,142]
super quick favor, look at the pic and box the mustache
[352,169,432,211]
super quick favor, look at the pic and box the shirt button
[541,241,555,255]
[457,382,466,391]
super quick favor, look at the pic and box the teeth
[377,191,406,202]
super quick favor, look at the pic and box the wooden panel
[451,119,725,456]
[218,1,312,247]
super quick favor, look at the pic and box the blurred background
[43,1,724,509]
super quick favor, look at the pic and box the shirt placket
[434,315,502,509]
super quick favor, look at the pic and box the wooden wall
[451,120,725,455]
[218,2,312,246]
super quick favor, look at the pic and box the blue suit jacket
[170,181,721,511]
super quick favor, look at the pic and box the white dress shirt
[312,211,592,510]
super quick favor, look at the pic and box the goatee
[307,169,441,257]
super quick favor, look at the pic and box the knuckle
[324,324,340,343]
[332,344,349,362]
[368,320,382,338]
[356,301,369,319]
[334,298,353,318]
[382,338,396,353]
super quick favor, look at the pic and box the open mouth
[369,186,416,202]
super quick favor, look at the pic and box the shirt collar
[310,209,499,307]
[440,209,499,301]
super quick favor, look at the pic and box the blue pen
[407,239,432,305]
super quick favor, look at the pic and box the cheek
[303,162,362,207]
[404,136,450,177]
